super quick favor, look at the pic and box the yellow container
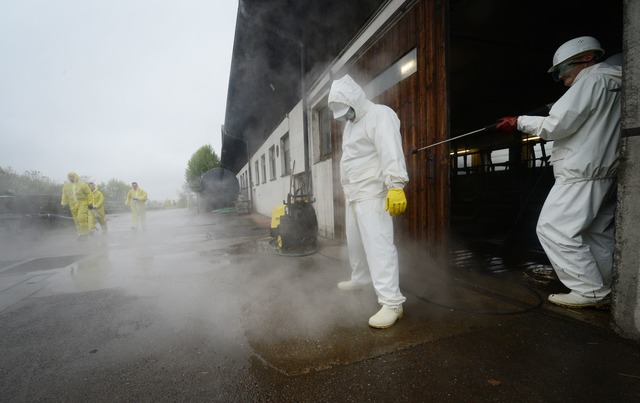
[270,204,286,231]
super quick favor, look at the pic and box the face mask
[337,107,356,122]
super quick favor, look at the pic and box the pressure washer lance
[410,123,497,155]
[410,104,553,155]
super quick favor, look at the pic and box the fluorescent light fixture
[364,48,417,99]
[401,60,416,76]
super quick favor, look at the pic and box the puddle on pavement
[0,259,22,271]
[243,293,522,376]
[199,238,272,257]
[240,242,564,376]
[1,254,86,274]
[173,233,212,243]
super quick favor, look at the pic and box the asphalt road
[1,208,639,402]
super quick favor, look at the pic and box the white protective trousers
[346,197,406,307]
[536,178,616,299]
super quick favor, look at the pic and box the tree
[0,166,60,195]
[100,178,130,204]
[185,144,220,192]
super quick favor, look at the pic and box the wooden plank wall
[423,0,448,259]
[331,0,449,259]
[331,118,345,241]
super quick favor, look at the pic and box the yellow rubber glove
[385,188,407,216]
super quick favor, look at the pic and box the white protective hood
[328,75,372,123]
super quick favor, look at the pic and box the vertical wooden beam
[421,0,449,260]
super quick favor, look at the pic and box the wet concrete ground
[1,208,639,402]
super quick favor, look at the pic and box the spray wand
[410,124,497,155]
[410,104,552,155]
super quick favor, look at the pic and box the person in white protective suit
[495,36,622,308]
[328,75,409,328]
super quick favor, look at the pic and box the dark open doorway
[447,0,623,269]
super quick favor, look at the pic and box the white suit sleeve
[373,107,409,189]
[518,75,599,141]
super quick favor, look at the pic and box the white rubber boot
[368,306,403,329]
[548,291,610,309]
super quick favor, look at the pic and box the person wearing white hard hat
[495,36,622,309]
[328,74,409,328]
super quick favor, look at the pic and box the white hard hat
[547,36,604,73]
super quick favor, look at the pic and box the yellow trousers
[70,203,90,236]
[130,201,146,229]
[88,208,108,233]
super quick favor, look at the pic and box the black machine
[272,189,318,251]
[200,167,240,211]
[270,163,318,252]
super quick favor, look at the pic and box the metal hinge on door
[427,153,435,184]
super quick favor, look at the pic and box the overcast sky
[0,0,238,201]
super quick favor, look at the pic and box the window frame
[280,132,291,176]
[269,145,277,180]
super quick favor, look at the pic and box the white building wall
[236,104,309,219]
[312,159,334,238]
[288,103,306,177]
[234,98,337,238]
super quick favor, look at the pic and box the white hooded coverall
[517,62,622,299]
[329,75,409,308]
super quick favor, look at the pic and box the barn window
[318,106,332,160]
[281,133,291,175]
[269,145,277,180]
[254,160,259,185]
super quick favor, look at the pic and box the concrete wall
[612,0,640,341]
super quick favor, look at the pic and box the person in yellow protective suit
[60,172,94,239]
[88,182,108,234]
[125,182,148,230]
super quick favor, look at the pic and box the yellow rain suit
[125,184,148,229]
[88,185,108,233]
[61,172,94,236]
